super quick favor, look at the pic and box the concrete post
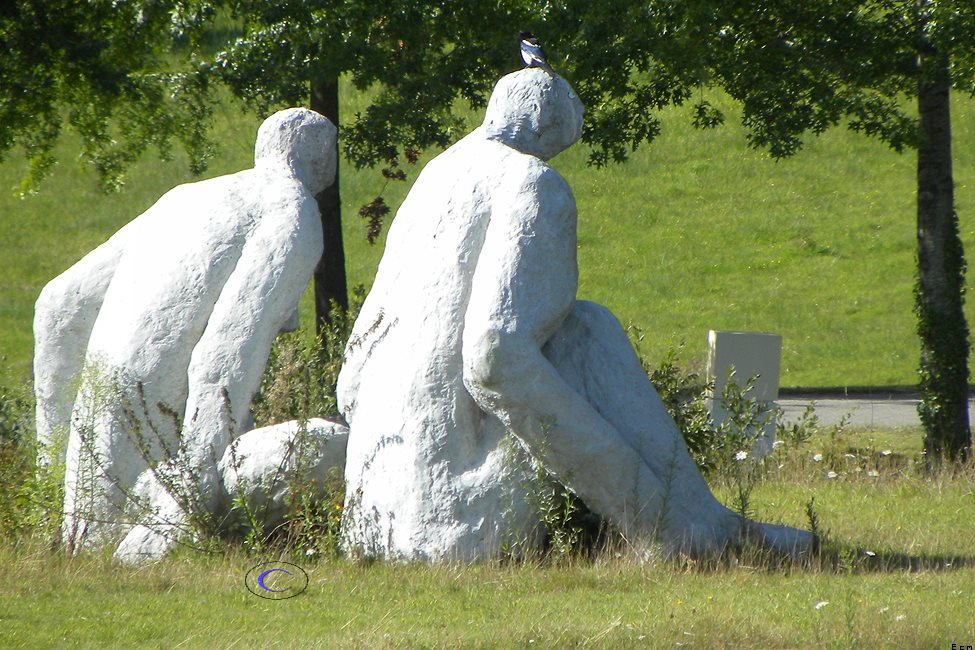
[706,330,782,456]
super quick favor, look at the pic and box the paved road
[777,394,975,428]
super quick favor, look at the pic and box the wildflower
[734,450,748,461]
[864,550,876,557]
[881,449,892,456]
[813,453,823,462]
[867,469,880,477]
[895,614,905,622]
[814,601,830,610]
[305,548,318,556]
[826,471,838,479]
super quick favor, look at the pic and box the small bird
[519,32,555,76]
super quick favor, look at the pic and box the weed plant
[0,382,64,544]
[251,288,364,427]
[4,324,966,571]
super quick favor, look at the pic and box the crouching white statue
[337,68,814,560]
[33,108,341,557]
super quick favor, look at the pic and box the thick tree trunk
[310,78,349,330]
[915,52,971,462]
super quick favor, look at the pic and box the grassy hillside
[2,85,973,387]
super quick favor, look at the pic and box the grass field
[3,431,974,649]
[2,84,974,387]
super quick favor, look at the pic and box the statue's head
[255,108,338,195]
[482,68,584,160]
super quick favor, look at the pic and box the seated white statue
[33,108,338,555]
[338,69,814,560]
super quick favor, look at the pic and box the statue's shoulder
[151,169,248,206]
[495,148,570,194]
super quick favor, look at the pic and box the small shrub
[644,345,716,469]
[225,292,363,557]
[640,341,775,479]
[252,286,364,426]
[498,430,609,565]
[0,382,63,543]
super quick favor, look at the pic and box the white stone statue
[338,68,814,560]
[33,108,340,556]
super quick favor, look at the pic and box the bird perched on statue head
[518,31,555,76]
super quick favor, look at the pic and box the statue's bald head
[255,108,337,195]
[482,68,584,160]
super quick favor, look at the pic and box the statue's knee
[569,300,623,334]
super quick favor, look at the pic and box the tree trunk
[915,51,971,462]
[310,78,349,331]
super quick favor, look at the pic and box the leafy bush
[640,339,775,477]
[0,383,64,542]
[251,287,364,427]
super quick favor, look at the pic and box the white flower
[864,550,876,557]
[305,548,318,556]
[814,601,830,610]
[813,453,824,462]
[772,440,785,449]
[868,470,880,477]
[826,471,838,479]
[881,449,892,456]
[895,614,906,622]
[734,450,749,461]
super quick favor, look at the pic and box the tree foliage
[211,1,538,170]
[0,0,217,194]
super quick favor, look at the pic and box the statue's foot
[654,512,815,561]
[113,473,185,564]
[114,523,178,564]
[744,520,817,559]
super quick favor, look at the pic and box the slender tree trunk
[915,51,971,462]
[310,78,349,331]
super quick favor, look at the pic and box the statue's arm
[33,219,140,454]
[461,165,665,530]
[181,197,324,474]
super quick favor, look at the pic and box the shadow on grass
[650,534,975,576]
[814,542,975,574]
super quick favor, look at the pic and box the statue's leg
[541,301,813,557]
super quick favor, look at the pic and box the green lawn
[3,452,973,648]
[2,86,974,387]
